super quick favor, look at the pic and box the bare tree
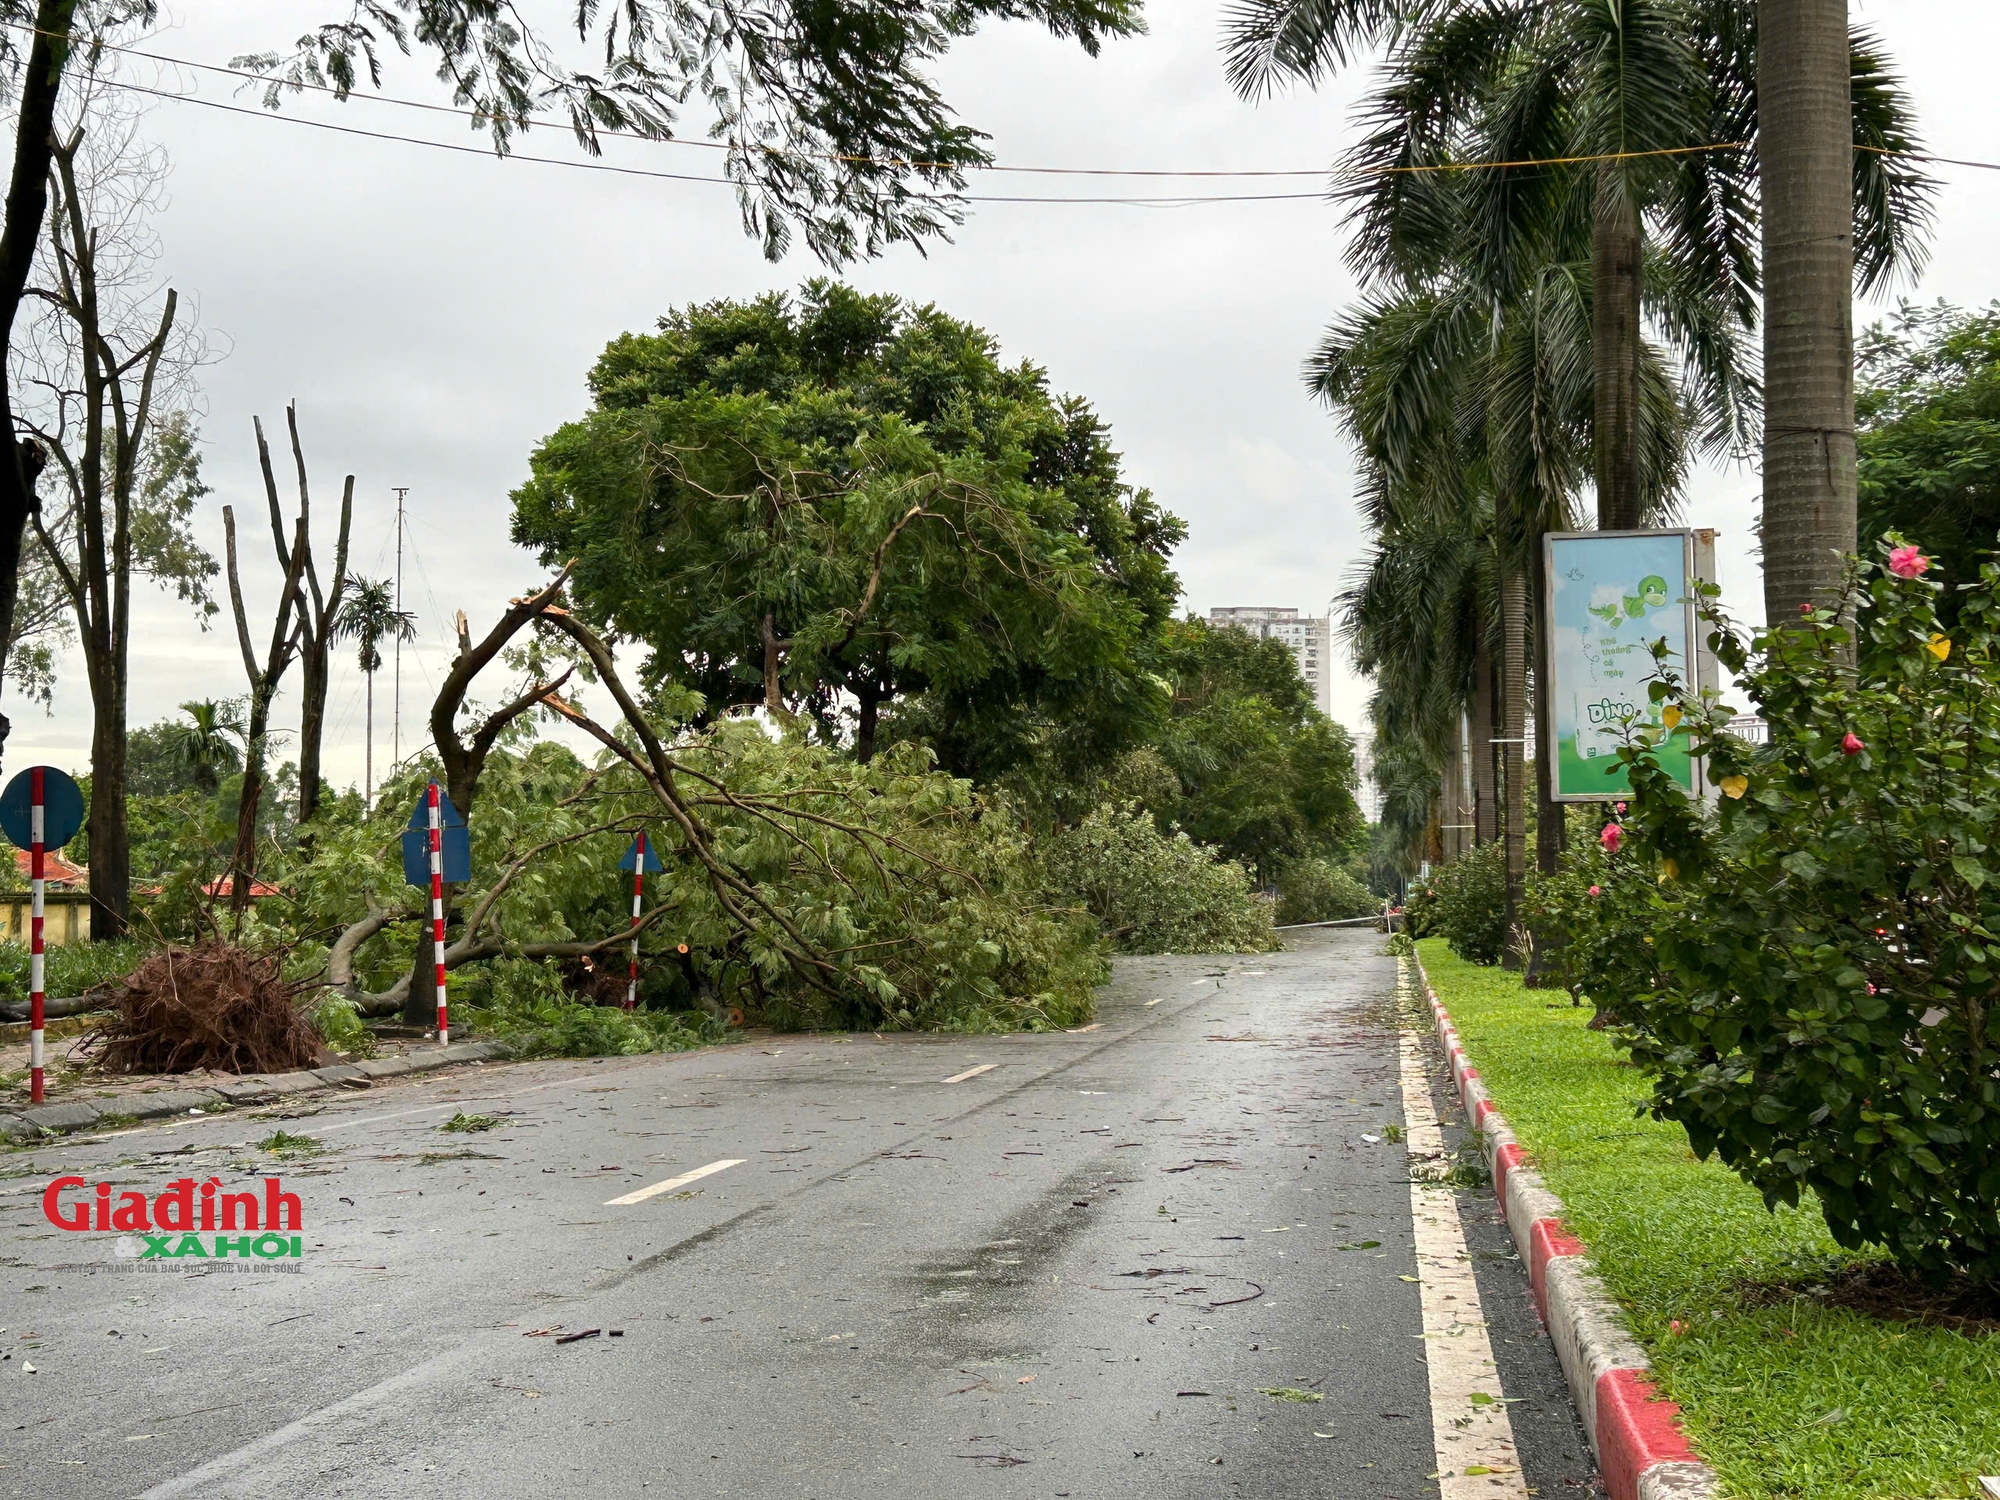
[17,93,215,938]
[251,407,351,831]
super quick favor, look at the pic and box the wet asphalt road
[0,930,1595,1497]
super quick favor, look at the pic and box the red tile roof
[11,847,87,888]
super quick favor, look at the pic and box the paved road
[1,931,1596,1497]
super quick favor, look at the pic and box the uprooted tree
[314,574,1103,1033]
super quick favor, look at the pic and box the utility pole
[392,487,407,766]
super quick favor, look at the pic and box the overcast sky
[9,0,1999,794]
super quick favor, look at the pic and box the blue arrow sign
[402,785,471,886]
[618,834,664,873]
[0,767,84,851]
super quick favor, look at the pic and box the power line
[99,80,1327,205]
[19,20,2000,188]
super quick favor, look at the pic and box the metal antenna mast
[392,487,408,765]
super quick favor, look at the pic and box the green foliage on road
[1273,856,1376,926]
[453,960,728,1056]
[1040,803,1277,955]
[270,727,1108,1036]
[1419,941,2000,1500]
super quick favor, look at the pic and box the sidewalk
[0,1038,512,1140]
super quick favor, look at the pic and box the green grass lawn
[1417,939,2000,1500]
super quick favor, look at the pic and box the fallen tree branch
[0,989,108,1023]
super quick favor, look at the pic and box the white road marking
[1186,978,1212,991]
[941,1063,999,1084]
[1064,1023,1102,1034]
[320,1101,472,1133]
[1144,998,1165,1007]
[320,1068,597,1132]
[606,1157,744,1206]
[1397,969,1530,1498]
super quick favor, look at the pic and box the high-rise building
[1206,606,1332,715]
[1352,738,1382,824]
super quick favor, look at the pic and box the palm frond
[1221,0,1425,100]
[1850,27,1936,295]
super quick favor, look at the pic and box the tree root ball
[94,941,330,1075]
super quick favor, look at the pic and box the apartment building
[1206,606,1333,716]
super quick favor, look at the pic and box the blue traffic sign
[618,834,664,873]
[401,785,471,886]
[405,786,465,831]
[0,767,84,851]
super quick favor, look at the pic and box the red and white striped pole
[28,766,44,1104]
[427,781,448,1045]
[625,832,645,1010]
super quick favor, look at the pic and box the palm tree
[1319,256,1691,952]
[161,699,243,797]
[334,576,416,809]
[1760,0,1867,620]
[1224,0,1930,533]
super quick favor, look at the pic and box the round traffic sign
[0,766,85,851]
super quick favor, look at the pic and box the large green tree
[1855,302,2000,625]
[512,282,1183,781]
[0,0,1145,787]
[1147,617,1363,883]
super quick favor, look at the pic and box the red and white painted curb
[1411,953,1718,1500]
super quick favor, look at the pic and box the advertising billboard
[1543,529,1702,801]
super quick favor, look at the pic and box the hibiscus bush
[1605,538,2000,1282]
[1424,840,1510,965]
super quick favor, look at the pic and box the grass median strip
[1418,939,2000,1500]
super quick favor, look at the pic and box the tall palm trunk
[1593,172,1645,530]
[1532,562,1562,879]
[1446,720,1471,863]
[1500,568,1527,969]
[1471,635,1498,845]
[363,667,374,809]
[1760,0,1856,618]
[1526,554,1564,986]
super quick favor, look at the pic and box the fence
[0,891,90,946]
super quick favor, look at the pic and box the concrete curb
[1410,952,1718,1500]
[0,1040,512,1142]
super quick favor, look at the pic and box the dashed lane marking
[941,1063,1000,1084]
[605,1157,745,1206]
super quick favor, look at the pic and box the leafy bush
[1401,874,1439,938]
[1042,803,1277,955]
[1424,841,1509,965]
[1274,857,1379,925]
[1607,540,2000,1282]
[1522,843,1620,1006]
